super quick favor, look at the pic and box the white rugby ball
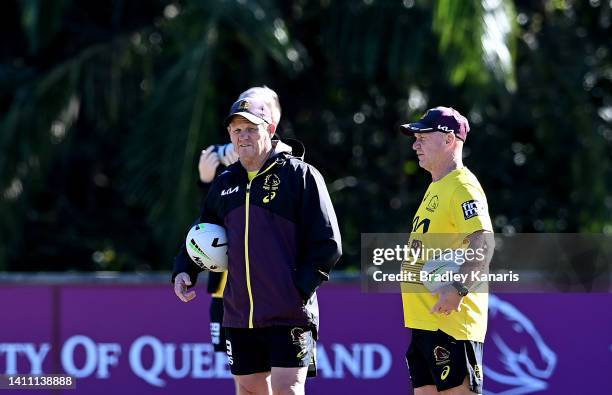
[185,223,228,272]
[421,255,461,292]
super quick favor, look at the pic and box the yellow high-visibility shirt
[401,167,493,342]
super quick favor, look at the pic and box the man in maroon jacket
[174,93,342,395]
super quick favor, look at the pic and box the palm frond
[433,0,517,90]
[118,0,307,261]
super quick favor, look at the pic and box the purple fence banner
[0,282,610,394]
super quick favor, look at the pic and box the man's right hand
[174,272,196,302]
[198,146,220,183]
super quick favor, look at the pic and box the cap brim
[224,112,266,127]
[399,121,435,135]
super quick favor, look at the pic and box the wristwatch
[451,281,469,297]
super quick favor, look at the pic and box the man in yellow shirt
[399,107,495,395]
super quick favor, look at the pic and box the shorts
[209,297,227,352]
[225,326,316,377]
[406,329,483,393]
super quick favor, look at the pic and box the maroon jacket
[173,139,342,335]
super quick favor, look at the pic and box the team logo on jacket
[461,199,486,220]
[263,174,281,203]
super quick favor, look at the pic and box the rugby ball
[185,223,228,272]
[420,255,461,292]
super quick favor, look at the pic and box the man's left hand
[431,285,463,315]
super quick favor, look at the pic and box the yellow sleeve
[450,183,493,234]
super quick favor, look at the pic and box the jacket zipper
[244,161,277,328]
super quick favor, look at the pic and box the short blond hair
[238,86,281,125]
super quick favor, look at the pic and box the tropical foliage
[1,0,610,272]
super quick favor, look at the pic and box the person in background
[194,86,282,361]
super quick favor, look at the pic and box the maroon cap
[399,107,470,141]
[224,97,273,127]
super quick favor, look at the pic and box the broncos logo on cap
[238,100,250,110]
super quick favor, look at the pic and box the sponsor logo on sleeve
[461,200,486,220]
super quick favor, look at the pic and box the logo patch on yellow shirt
[461,199,485,220]
[426,195,439,212]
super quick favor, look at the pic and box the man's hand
[198,146,220,183]
[430,285,462,315]
[174,272,196,302]
[430,230,494,315]
[219,143,239,167]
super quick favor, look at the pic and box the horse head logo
[485,295,557,395]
